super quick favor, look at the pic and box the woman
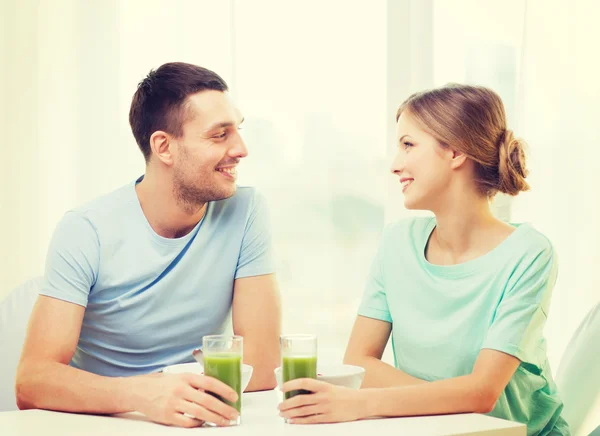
[279,84,570,435]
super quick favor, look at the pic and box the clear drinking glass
[202,335,243,426]
[280,334,317,400]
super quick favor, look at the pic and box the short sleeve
[481,243,558,369]
[234,191,275,279]
[39,211,100,307]
[357,233,392,323]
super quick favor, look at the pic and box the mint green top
[358,217,570,436]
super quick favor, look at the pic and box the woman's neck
[427,195,513,265]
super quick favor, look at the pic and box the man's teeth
[217,167,236,175]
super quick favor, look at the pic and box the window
[234,0,388,360]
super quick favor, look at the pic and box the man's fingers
[186,374,238,403]
[184,387,239,421]
[169,411,204,428]
[177,399,233,427]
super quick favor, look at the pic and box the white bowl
[163,362,253,392]
[274,364,365,390]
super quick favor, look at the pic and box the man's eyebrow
[206,117,245,131]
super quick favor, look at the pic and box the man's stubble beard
[172,164,234,215]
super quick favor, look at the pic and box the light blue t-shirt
[359,217,570,436]
[40,178,274,377]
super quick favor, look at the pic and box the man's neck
[135,173,206,239]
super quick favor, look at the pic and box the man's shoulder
[210,186,263,217]
[71,181,137,223]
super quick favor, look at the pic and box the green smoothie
[203,353,242,412]
[282,355,317,399]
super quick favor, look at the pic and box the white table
[0,391,525,435]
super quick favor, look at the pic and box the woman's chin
[403,195,428,211]
[403,197,418,210]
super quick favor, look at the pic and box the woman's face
[390,111,455,211]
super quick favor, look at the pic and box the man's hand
[134,373,240,428]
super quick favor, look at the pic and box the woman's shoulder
[383,215,435,244]
[510,222,555,258]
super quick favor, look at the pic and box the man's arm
[16,296,240,427]
[344,315,427,387]
[232,273,281,391]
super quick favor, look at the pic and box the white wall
[512,0,600,370]
[1,0,42,298]
[0,0,233,299]
[2,1,598,378]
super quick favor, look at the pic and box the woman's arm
[279,348,520,424]
[344,316,427,387]
[365,349,519,417]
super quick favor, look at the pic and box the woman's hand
[278,378,369,424]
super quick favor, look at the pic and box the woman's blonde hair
[397,84,529,197]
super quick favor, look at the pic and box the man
[15,62,281,428]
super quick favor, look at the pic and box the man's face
[170,90,247,209]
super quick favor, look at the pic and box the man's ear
[149,131,174,166]
[449,148,468,170]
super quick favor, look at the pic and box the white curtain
[1,0,433,364]
[0,0,233,296]
[513,0,600,372]
[3,0,597,377]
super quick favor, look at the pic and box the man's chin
[174,183,237,206]
[213,184,237,201]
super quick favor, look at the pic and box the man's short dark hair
[129,62,228,161]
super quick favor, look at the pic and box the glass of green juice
[281,334,317,401]
[202,335,243,426]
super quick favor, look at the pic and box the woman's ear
[449,149,468,170]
